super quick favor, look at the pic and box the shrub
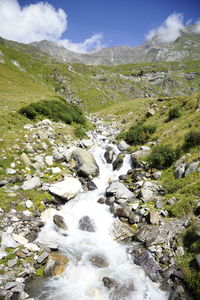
[74,126,87,138]
[168,106,182,121]
[148,144,181,169]
[19,100,86,125]
[124,124,156,145]
[184,129,200,149]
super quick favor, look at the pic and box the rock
[25,143,35,153]
[138,181,160,201]
[104,146,115,164]
[174,163,186,179]
[53,215,68,230]
[49,176,82,201]
[53,150,65,162]
[110,218,138,241]
[12,234,28,245]
[41,208,58,222]
[196,254,200,268]
[185,161,199,177]
[5,282,16,290]
[21,153,31,166]
[45,156,53,166]
[117,141,130,151]
[26,200,33,209]
[16,250,26,259]
[131,148,151,168]
[146,108,155,117]
[87,180,97,191]
[175,246,184,257]
[0,179,9,187]
[37,251,49,264]
[51,167,61,174]
[25,243,40,252]
[81,139,93,148]
[78,216,96,232]
[106,181,134,199]
[44,253,68,277]
[148,211,160,225]
[6,168,16,175]
[103,277,118,289]
[112,154,124,170]
[134,249,161,281]
[88,255,109,268]
[1,233,18,248]
[135,218,187,246]
[152,171,162,180]
[73,148,99,178]
[21,177,41,191]
[7,257,18,267]
[26,231,38,242]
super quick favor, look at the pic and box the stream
[32,120,169,300]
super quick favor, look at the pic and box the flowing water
[35,122,169,300]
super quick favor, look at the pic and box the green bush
[148,144,181,169]
[19,100,86,125]
[184,129,200,149]
[168,106,182,121]
[124,124,156,145]
[74,126,87,138]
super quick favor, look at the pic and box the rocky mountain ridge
[30,31,200,65]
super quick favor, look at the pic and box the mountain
[30,31,200,65]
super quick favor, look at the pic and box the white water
[36,124,169,300]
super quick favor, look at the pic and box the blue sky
[0,0,200,52]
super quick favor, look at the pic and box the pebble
[7,257,18,267]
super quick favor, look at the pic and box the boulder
[146,108,155,117]
[174,163,186,179]
[134,249,161,281]
[103,277,118,289]
[138,181,161,201]
[44,253,68,277]
[49,176,82,201]
[87,180,97,191]
[73,148,99,178]
[88,254,109,268]
[112,154,124,171]
[21,177,41,191]
[78,216,96,232]
[81,139,93,148]
[185,161,199,177]
[104,146,115,164]
[117,141,130,151]
[131,148,151,168]
[53,215,68,230]
[106,181,134,200]
[110,218,138,241]
[148,211,160,225]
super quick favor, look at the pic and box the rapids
[34,122,169,300]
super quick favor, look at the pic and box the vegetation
[19,100,86,125]
[184,129,200,149]
[168,106,182,121]
[123,124,156,145]
[148,144,181,169]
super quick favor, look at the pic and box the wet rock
[103,277,118,289]
[111,282,134,299]
[37,251,49,264]
[49,176,82,201]
[78,216,96,232]
[104,146,115,164]
[98,197,106,204]
[112,154,124,171]
[148,211,160,225]
[53,150,65,162]
[53,214,68,230]
[44,253,68,277]
[175,246,184,257]
[88,254,109,268]
[134,249,161,281]
[87,180,97,191]
[117,141,130,151]
[26,231,38,243]
[21,177,41,191]
[106,181,134,200]
[73,147,99,178]
[110,218,138,241]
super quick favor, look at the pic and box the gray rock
[174,163,186,179]
[112,154,124,170]
[49,176,82,201]
[106,181,134,199]
[131,149,151,168]
[0,179,9,187]
[21,177,41,191]
[104,146,115,164]
[103,277,118,289]
[78,216,96,232]
[37,251,49,264]
[45,156,53,166]
[21,153,31,166]
[110,218,138,241]
[87,180,97,191]
[1,232,18,248]
[146,108,155,117]
[5,282,16,290]
[148,211,160,225]
[152,171,162,180]
[6,168,16,175]
[81,139,93,148]
[88,254,109,268]
[134,249,161,281]
[7,257,18,268]
[138,181,160,201]
[185,161,199,177]
[73,147,99,178]
[117,141,130,151]
[53,214,68,230]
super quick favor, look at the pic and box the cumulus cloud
[0,0,104,53]
[193,20,200,33]
[146,13,185,43]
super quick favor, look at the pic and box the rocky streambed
[0,116,193,300]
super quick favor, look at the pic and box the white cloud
[146,13,185,43]
[58,34,104,53]
[0,0,104,53]
[193,20,200,33]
